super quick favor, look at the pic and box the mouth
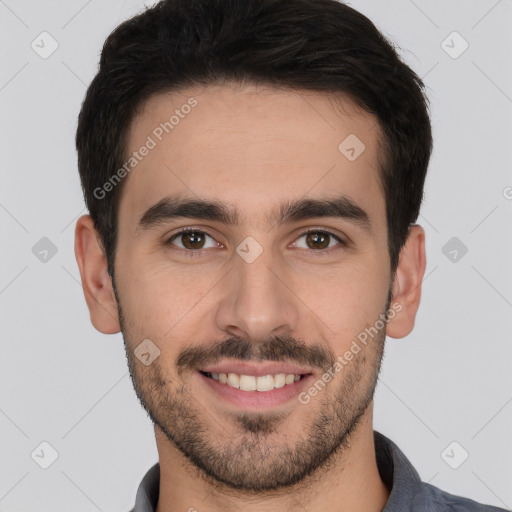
[196,362,315,410]
[199,371,308,391]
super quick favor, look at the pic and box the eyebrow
[136,194,372,234]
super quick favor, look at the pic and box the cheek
[114,260,174,335]
[118,232,390,345]
[119,258,217,344]
[307,270,386,329]
[304,260,389,346]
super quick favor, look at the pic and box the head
[74,0,431,492]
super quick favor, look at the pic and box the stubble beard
[114,279,387,492]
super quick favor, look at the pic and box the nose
[214,243,300,345]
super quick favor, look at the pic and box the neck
[155,406,389,512]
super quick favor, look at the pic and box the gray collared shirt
[129,430,508,511]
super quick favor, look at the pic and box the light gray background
[1,0,511,510]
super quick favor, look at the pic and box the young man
[73,0,506,510]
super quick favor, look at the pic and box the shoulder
[414,481,509,511]
[374,431,507,512]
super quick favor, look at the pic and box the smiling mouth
[199,371,310,391]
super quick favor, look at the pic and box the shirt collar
[374,430,423,510]
[131,430,422,512]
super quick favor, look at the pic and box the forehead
[118,83,386,233]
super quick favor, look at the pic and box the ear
[74,215,121,334]
[386,224,426,339]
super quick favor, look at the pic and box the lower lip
[197,372,314,410]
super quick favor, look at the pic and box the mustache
[176,334,336,374]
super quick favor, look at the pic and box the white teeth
[274,373,286,388]
[239,374,257,391]
[227,373,240,388]
[256,375,275,391]
[211,372,303,391]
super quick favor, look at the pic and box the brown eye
[181,231,205,249]
[305,231,330,249]
[167,229,217,250]
[294,230,344,251]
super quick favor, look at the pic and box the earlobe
[386,224,426,339]
[74,215,121,334]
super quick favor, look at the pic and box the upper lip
[199,360,315,377]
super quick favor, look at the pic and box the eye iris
[306,232,329,249]
[177,231,333,250]
[182,231,204,249]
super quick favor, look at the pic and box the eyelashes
[165,227,347,256]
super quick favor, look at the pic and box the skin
[75,83,426,512]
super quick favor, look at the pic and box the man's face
[112,84,392,490]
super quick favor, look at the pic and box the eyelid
[164,226,348,252]
[291,226,348,251]
[299,226,348,242]
[166,226,222,250]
